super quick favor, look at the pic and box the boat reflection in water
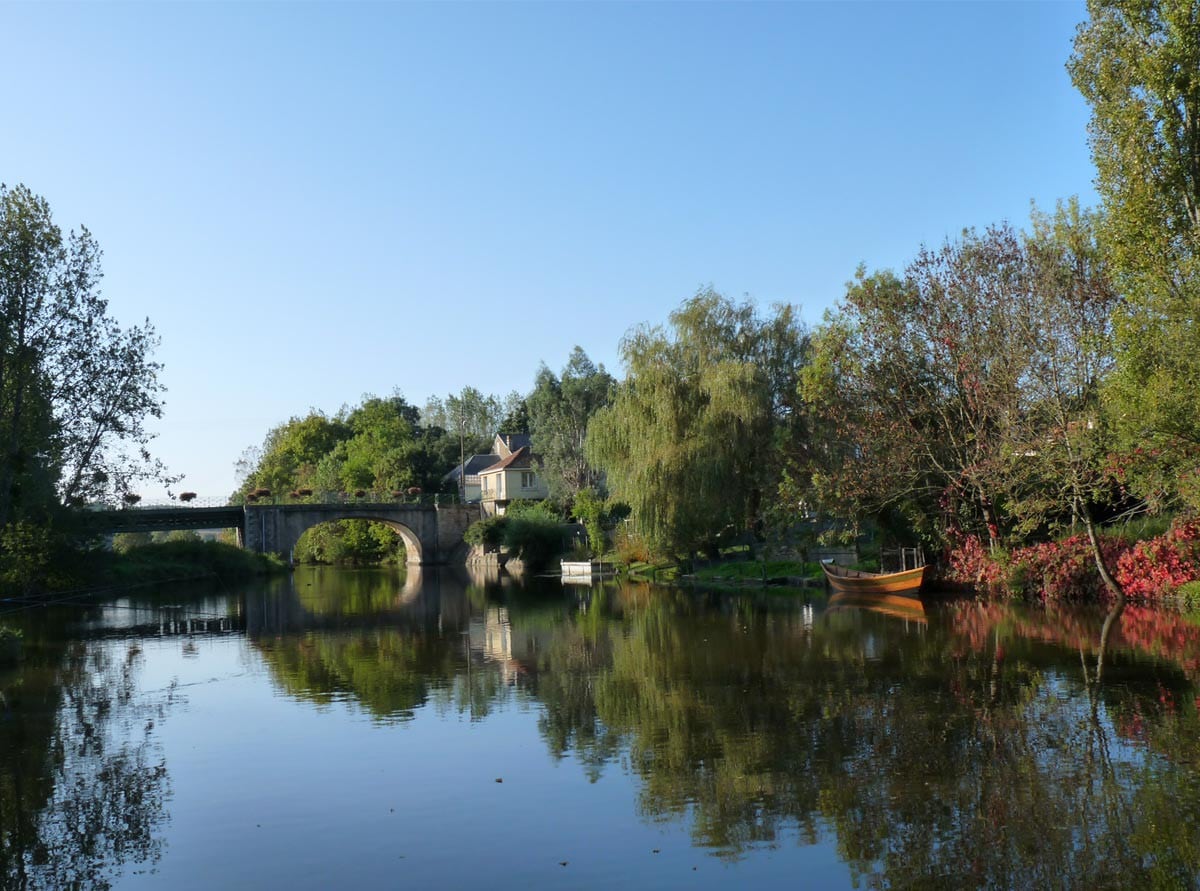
[825,590,927,625]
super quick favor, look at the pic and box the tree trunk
[1081,502,1125,604]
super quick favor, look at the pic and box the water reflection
[0,634,174,889]
[3,570,1200,887]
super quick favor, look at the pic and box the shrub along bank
[946,518,1200,604]
[463,501,569,570]
[103,539,288,585]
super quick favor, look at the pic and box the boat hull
[821,563,926,597]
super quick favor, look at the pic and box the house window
[521,471,536,489]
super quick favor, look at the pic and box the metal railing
[89,490,464,511]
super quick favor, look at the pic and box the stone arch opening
[288,516,424,565]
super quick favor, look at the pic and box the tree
[422,386,509,495]
[798,211,1120,562]
[0,184,167,525]
[799,230,1031,552]
[587,289,807,556]
[527,347,614,499]
[237,412,351,495]
[1069,1,1200,505]
[236,394,430,563]
[498,392,530,434]
[420,387,504,448]
[1002,200,1125,595]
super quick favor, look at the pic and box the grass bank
[101,540,288,586]
[616,555,824,590]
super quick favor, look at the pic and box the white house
[477,439,549,515]
[443,433,548,510]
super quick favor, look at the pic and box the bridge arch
[286,515,424,565]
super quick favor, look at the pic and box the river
[2,566,1200,889]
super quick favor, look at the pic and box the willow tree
[1069,0,1200,508]
[586,289,806,557]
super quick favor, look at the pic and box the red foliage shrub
[946,518,1200,603]
[1114,519,1200,599]
[945,534,1007,593]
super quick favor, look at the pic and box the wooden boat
[821,562,926,597]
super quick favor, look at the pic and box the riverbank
[618,556,825,590]
[104,539,289,584]
[3,540,288,602]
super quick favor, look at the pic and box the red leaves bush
[946,518,1200,603]
[1114,519,1200,599]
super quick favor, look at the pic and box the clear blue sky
[1,1,1096,499]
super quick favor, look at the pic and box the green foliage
[572,487,607,556]
[588,288,807,556]
[0,184,167,523]
[691,559,821,582]
[505,499,560,521]
[105,539,285,583]
[1070,2,1200,506]
[152,529,201,544]
[463,516,508,549]
[528,347,614,499]
[502,513,565,569]
[612,523,651,565]
[294,520,405,565]
[0,521,56,594]
[1177,580,1200,609]
[421,386,518,450]
[112,531,153,553]
[463,507,565,568]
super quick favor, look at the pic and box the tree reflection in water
[0,633,174,889]
[252,573,1200,885]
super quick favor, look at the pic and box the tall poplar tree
[1069,0,1200,505]
[527,347,614,500]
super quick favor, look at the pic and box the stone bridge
[242,502,478,565]
[88,501,480,565]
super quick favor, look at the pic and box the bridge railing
[90,490,464,511]
[240,490,462,507]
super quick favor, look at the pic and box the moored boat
[820,562,926,598]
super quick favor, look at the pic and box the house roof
[479,445,534,475]
[441,453,502,482]
[495,432,532,455]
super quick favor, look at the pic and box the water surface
[3,567,1200,889]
